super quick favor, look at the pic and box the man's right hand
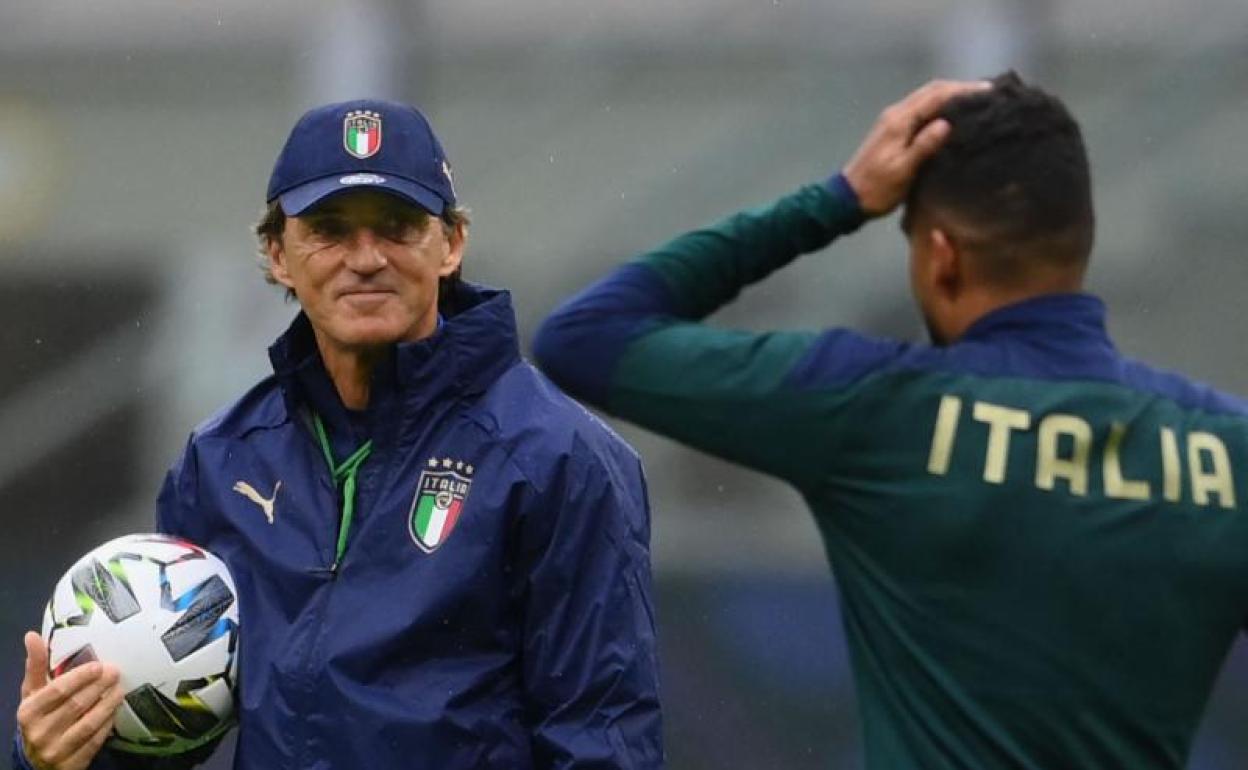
[842,79,992,218]
[16,631,125,770]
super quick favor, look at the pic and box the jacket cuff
[825,173,865,219]
[12,731,36,770]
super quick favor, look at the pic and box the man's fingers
[56,685,124,768]
[902,79,992,127]
[844,78,994,217]
[875,80,989,150]
[54,669,120,729]
[21,631,49,699]
[22,681,122,770]
[56,710,117,770]
[908,118,952,162]
[18,659,106,720]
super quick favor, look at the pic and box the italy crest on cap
[409,457,474,554]
[343,110,382,159]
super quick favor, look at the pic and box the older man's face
[268,189,464,353]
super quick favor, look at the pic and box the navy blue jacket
[17,285,662,770]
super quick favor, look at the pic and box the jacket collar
[958,292,1115,354]
[267,283,521,442]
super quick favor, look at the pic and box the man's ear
[439,222,467,278]
[267,237,295,290]
[927,226,963,299]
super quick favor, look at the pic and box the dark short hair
[903,72,1095,282]
[254,198,472,316]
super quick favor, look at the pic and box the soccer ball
[41,533,240,755]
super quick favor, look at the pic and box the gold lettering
[927,395,962,476]
[972,402,1031,484]
[1103,422,1151,501]
[1036,414,1092,496]
[1160,427,1182,503]
[1188,431,1236,509]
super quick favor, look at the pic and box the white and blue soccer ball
[41,533,240,755]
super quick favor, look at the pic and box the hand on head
[842,79,992,218]
[16,631,125,770]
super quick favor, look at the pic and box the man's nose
[343,229,388,273]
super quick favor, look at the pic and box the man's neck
[314,337,387,411]
[308,311,444,409]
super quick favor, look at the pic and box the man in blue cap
[14,99,664,770]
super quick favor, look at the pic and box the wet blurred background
[3,0,1248,767]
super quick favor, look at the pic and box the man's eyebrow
[303,200,421,220]
[384,208,427,223]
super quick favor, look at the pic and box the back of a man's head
[904,72,1095,285]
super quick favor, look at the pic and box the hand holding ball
[38,534,240,756]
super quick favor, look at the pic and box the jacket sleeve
[519,437,663,769]
[534,176,902,490]
[156,436,202,542]
[152,439,229,768]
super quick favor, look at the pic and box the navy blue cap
[266,98,457,216]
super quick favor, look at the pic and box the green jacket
[535,177,1248,769]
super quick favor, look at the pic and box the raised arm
[534,80,987,488]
